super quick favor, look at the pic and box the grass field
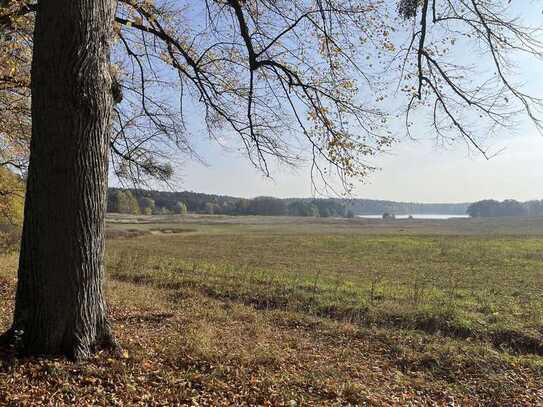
[2,214,543,404]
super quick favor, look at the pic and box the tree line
[467,200,543,218]
[107,188,352,218]
[107,188,471,218]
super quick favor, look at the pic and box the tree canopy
[0,2,31,171]
[1,0,542,192]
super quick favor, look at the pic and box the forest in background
[467,199,543,218]
[5,180,543,221]
[107,188,470,217]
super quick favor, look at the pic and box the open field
[106,212,543,235]
[2,214,543,404]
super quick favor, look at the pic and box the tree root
[1,320,122,361]
[0,327,14,348]
[72,321,122,361]
[97,326,122,356]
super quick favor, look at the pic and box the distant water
[357,214,469,220]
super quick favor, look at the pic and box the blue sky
[138,1,543,203]
[175,128,543,203]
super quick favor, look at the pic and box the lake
[357,214,470,220]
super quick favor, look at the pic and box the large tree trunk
[1,0,117,359]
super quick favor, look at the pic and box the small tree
[174,201,188,215]
[126,191,140,215]
[114,191,130,214]
[112,190,140,215]
[139,197,155,215]
[160,206,171,215]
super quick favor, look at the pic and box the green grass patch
[107,229,543,356]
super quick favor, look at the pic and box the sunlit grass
[2,216,543,403]
[107,231,543,355]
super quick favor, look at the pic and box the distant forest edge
[107,189,543,218]
[466,199,543,218]
[107,188,470,218]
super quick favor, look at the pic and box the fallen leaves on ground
[1,277,543,406]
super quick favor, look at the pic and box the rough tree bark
[0,0,117,359]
